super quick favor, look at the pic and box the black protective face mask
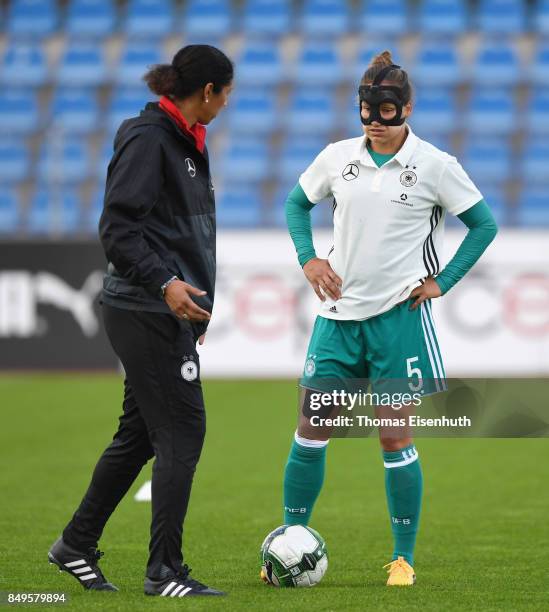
[358,64,407,127]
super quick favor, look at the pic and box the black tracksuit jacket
[99,102,215,336]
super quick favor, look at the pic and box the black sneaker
[47,536,118,591]
[144,564,226,597]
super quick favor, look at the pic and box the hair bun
[370,50,394,68]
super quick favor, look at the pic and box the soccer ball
[260,524,328,587]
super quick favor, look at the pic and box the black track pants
[62,304,205,579]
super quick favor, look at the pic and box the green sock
[382,444,423,566]
[283,437,327,525]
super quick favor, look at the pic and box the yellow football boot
[383,556,416,586]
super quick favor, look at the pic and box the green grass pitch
[1,375,548,611]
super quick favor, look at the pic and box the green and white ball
[260,525,328,587]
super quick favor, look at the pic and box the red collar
[158,96,206,153]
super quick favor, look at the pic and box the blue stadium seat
[360,0,408,35]
[344,93,364,138]
[85,186,104,234]
[472,41,520,86]
[271,181,332,227]
[286,88,338,136]
[423,134,453,154]
[530,42,549,86]
[50,88,100,135]
[534,0,549,35]
[237,41,284,86]
[521,138,549,185]
[7,0,57,38]
[0,138,31,183]
[1,42,49,87]
[525,89,549,134]
[517,188,549,226]
[95,137,113,185]
[242,0,291,37]
[446,185,508,227]
[477,187,508,227]
[352,41,402,83]
[116,42,165,86]
[477,0,525,34]
[37,138,92,184]
[218,139,270,182]
[277,137,327,182]
[57,42,108,87]
[418,0,467,35]
[295,41,345,86]
[183,0,232,39]
[227,90,278,135]
[108,87,151,133]
[0,90,40,135]
[466,89,514,136]
[412,41,463,86]
[125,0,174,38]
[461,137,512,184]
[410,89,457,136]
[216,183,263,228]
[300,0,351,37]
[0,188,20,233]
[66,0,116,38]
[27,187,83,234]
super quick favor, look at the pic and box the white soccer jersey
[298,125,482,321]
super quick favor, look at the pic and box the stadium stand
[418,0,467,35]
[0,138,30,183]
[237,40,285,85]
[66,0,116,39]
[294,40,345,86]
[183,0,232,38]
[50,88,101,135]
[0,89,40,134]
[0,187,20,232]
[462,137,513,184]
[125,0,175,38]
[0,41,49,87]
[300,0,351,37]
[26,186,83,234]
[216,182,263,227]
[517,188,549,225]
[57,42,108,86]
[412,41,463,86]
[6,0,58,38]
[472,40,521,86]
[241,0,291,37]
[228,89,278,135]
[410,88,457,135]
[115,41,166,85]
[359,0,409,35]
[0,0,546,232]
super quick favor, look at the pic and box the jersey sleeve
[298,144,333,204]
[436,157,483,216]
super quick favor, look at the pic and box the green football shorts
[300,298,447,395]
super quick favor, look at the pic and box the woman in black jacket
[48,45,233,598]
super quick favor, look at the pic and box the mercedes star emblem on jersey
[185,157,196,178]
[342,163,359,181]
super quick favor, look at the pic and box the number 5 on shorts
[407,356,423,392]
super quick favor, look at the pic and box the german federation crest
[304,356,316,377]
[400,169,417,187]
[181,359,198,381]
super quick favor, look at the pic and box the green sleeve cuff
[285,183,317,268]
[435,199,498,295]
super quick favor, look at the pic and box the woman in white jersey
[279,51,498,586]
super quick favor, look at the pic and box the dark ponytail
[144,44,234,99]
